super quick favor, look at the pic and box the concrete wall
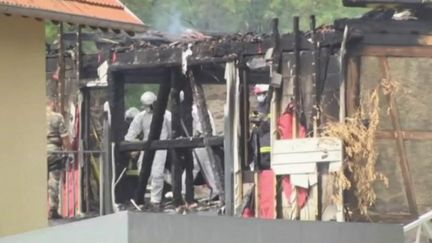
[0,211,404,243]
[0,213,129,243]
[0,15,47,236]
[128,212,404,243]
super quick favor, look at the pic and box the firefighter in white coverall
[125,91,171,210]
[180,91,219,199]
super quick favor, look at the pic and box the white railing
[404,210,432,243]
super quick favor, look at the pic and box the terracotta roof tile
[0,0,146,32]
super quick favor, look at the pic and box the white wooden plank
[272,151,342,165]
[273,137,342,154]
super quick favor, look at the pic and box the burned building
[46,0,432,233]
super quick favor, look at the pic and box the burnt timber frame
[105,14,432,220]
[106,16,352,215]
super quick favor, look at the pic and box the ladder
[404,210,432,243]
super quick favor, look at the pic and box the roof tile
[0,0,145,30]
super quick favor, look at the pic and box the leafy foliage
[121,0,366,33]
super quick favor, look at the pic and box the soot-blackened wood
[133,74,172,205]
[121,64,268,85]
[188,69,225,202]
[118,137,224,151]
[241,68,250,170]
[346,57,361,117]
[293,16,301,138]
[77,26,91,214]
[170,69,182,139]
[109,72,125,144]
[265,18,281,114]
[58,23,66,116]
[335,19,432,35]
[360,33,432,46]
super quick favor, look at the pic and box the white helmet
[140,91,157,106]
[254,84,269,95]
[125,107,139,119]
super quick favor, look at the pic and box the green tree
[120,0,366,33]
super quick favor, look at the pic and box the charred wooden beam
[169,67,196,205]
[265,18,281,114]
[359,33,432,46]
[346,57,361,117]
[58,22,66,116]
[108,72,125,144]
[240,66,250,170]
[343,0,429,7]
[111,55,237,71]
[335,19,432,35]
[188,69,225,202]
[292,16,301,138]
[122,67,171,84]
[120,64,269,85]
[133,72,172,204]
[110,32,346,73]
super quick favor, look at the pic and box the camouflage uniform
[47,110,68,212]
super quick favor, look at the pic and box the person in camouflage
[46,100,71,219]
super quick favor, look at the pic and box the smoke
[167,10,187,34]
[151,4,188,34]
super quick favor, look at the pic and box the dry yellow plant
[322,82,395,215]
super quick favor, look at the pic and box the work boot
[48,208,62,220]
[186,200,198,210]
[175,205,187,215]
[146,202,163,213]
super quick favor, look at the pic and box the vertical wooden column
[292,16,300,139]
[133,71,172,204]
[187,70,225,202]
[58,22,66,115]
[108,71,124,209]
[346,57,361,117]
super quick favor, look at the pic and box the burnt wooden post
[170,68,195,205]
[241,69,250,170]
[187,70,225,202]
[133,70,172,205]
[309,15,324,221]
[75,25,91,214]
[58,22,66,116]
[292,16,300,139]
[310,15,320,137]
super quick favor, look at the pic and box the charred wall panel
[281,51,340,130]
[319,54,340,125]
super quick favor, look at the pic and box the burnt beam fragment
[119,64,269,85]
[335,19,432,35]
[188,69,225,202]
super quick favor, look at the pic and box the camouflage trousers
[47,144,63,211]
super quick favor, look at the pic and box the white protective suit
[182,104,219,198]
[125,110,171,204]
